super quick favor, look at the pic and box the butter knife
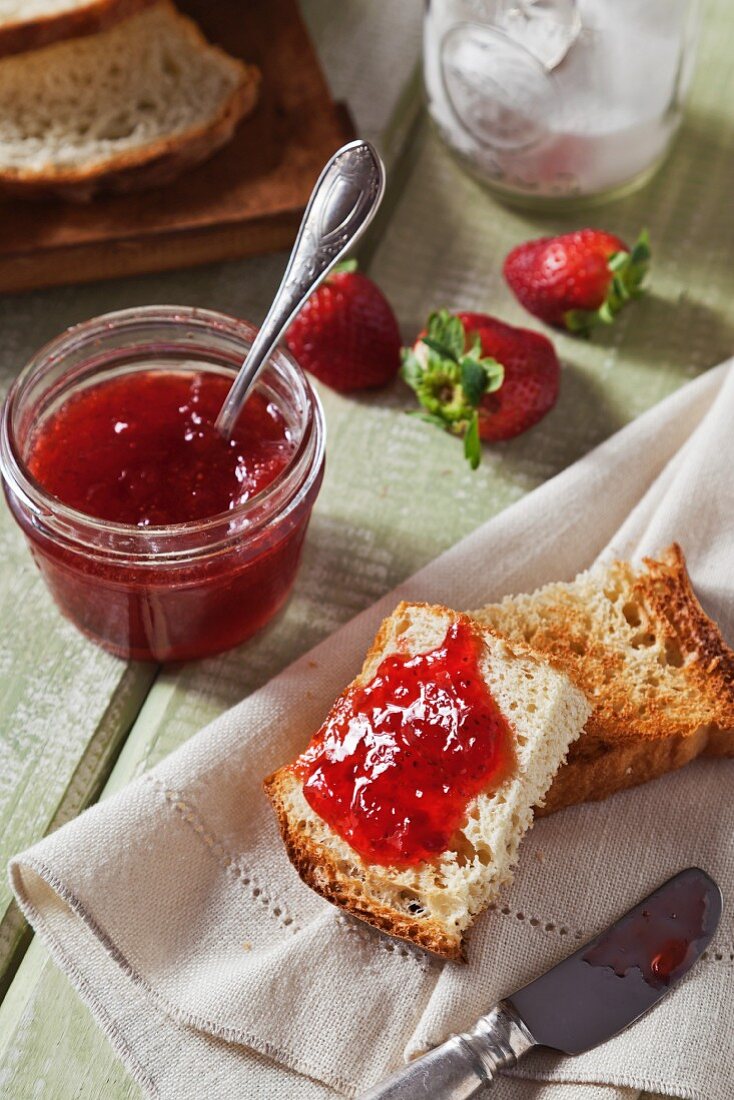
[360,867,722,1099]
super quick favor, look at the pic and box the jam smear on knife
[583,873,713,988]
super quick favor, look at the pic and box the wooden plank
[0,956,139,1099]
[0,0,353,293]
[0,666,155,999]
[0,680,181,1100]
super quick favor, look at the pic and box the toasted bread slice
[265,602,589,959]
[0,0,156,59]
[0,1,259,200]
[473,544,734,814]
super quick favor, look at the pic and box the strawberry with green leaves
[402,310,560,469]
[504,228,651,335]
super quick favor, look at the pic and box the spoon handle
[216,139,386,437]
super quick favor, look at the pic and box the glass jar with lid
[424,0,700,207]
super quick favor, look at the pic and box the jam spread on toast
[296,618,515,866]
[28,371,293,526]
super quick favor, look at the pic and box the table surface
[1,1,733,1096]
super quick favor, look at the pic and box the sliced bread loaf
[473,544,734,814]
[0,1,259,200]
[0,0,156,58]
[265,602,590,959]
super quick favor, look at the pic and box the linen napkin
[10,360,734,1100]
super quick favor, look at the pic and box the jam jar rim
[0,305,326,565]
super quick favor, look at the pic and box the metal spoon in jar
[215,139,386,439]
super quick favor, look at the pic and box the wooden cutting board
[0,0,354,293]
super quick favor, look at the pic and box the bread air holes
[453,831,478,867]
[98,113,136,141]
[663,636,685,667]
[393,616,410,637]
[622,601,642,627]
[398,890,427,918]
[163,55,182,78]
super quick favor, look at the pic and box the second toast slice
[473,544,734,813]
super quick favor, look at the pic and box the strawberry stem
[401,309,504,469]
[463,410,481,470]
[331,258,359,276]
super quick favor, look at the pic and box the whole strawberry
[285,260,401,393]
[504,228,650,335]
[402,310,559,469]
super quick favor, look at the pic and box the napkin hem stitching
[8,858,160,1099]
[144,774,303,935]
[485,900,586,942]
[12,854,363,1097]
[144,773,436,971]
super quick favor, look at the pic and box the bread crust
[539,723,713,815]
[264,767,464,960]
[0,0,157,59]
[490,543,734,811]
[575,543,734,748]
[0,2,261,201]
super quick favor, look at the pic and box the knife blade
[359,867,722,1099]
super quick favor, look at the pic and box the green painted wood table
[0,1,732,1096]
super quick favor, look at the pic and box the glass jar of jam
[0,307,325,662]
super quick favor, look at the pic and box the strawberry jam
[583,872,713,989]
[1,308,324,664]
[27,372,293,526]
[296,618,514,866]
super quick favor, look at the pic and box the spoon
[215,139,386,438]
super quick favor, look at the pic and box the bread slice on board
[265,602,590,959]
[0,0,156,59]
[473,544,734,814]
[0,1,260,200]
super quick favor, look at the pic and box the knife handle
[358,1003,535,1099]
